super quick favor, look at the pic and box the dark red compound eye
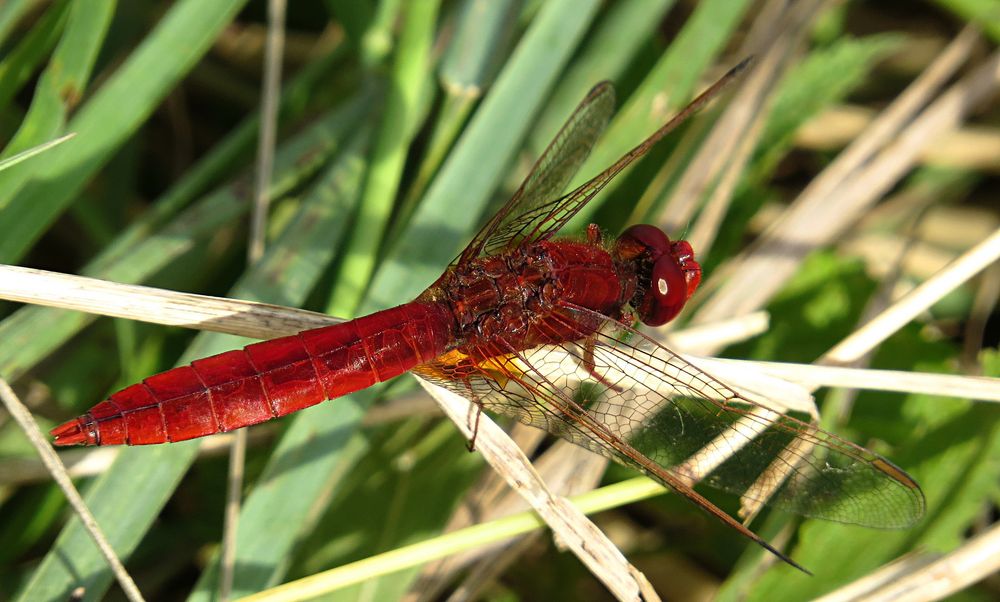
[618,225,702,327]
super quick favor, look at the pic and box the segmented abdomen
[51,302,455,446]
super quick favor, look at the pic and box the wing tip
[756,536,812,575]
[731,55,756,76]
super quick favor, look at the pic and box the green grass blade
[364,0,603,312]
[0,98,366,385]
[0,0,248,263]
[566,0,751,230]
[390,0,520,241]
[0,0,40,44]
[0,0,113,159]
[439,0,520,91]
[529,0,677,154]
[933,0,1000,41]
[181,127,373,599]
[15,124,372,602]
[328,0,441,318]
[0,1,69,114]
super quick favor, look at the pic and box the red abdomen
[51,302,455,446]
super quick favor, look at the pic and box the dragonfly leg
[586,223,602,244]
[582,335,624,392]
[466,403,483,452]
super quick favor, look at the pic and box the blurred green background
[1,1,998,600]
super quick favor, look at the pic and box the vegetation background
[0,0,997,600]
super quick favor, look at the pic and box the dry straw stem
[708,358,1000,404]
[815,522,1000,602]
[5,263,996,407]
[822,227,1000,364]
[686,108,768,254]
[415,379,652,602]
[0,378,145,602]
[660,0,818,234]
[664,310,770,354]
[696,26,990,323]
[0,264,339,338]
[796,104,1000,173]
[6,264,997,438]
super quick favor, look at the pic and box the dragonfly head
[615,224,702,326]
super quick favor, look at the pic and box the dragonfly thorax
[431,241,626,349]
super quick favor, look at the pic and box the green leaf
[566,0,751,230]
[933,0,1000,42]
[13,97,371,602]
[365,0,603,312]
[0,1,69,115]
[328,0,441,318]
[0,0,248,263]
[186,128,376,599]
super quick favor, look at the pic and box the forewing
[457,82,616,264]
[462,58,755,260]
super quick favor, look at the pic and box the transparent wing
[416,304,925,529]
[457,82,616,264]
[457,59,754,264]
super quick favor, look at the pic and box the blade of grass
[16,125,373,602]
[933,0,1000,41]
[0,0,248,263]
[0,92,368,384]
[0,0,69,115]
[565,0,751,231]
[328,0,441,318]
[365,0,603,312]
[390,0,520,240]
[0,0,112,166]
[528,0,677,155]
[0,0,40,44]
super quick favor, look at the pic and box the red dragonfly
[52,60,923,571]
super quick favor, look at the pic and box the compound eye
[638,254,688,326]
[618,224,671,259]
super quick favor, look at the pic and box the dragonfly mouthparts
[670,239,702,300]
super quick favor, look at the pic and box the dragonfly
[51,59,924,572]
